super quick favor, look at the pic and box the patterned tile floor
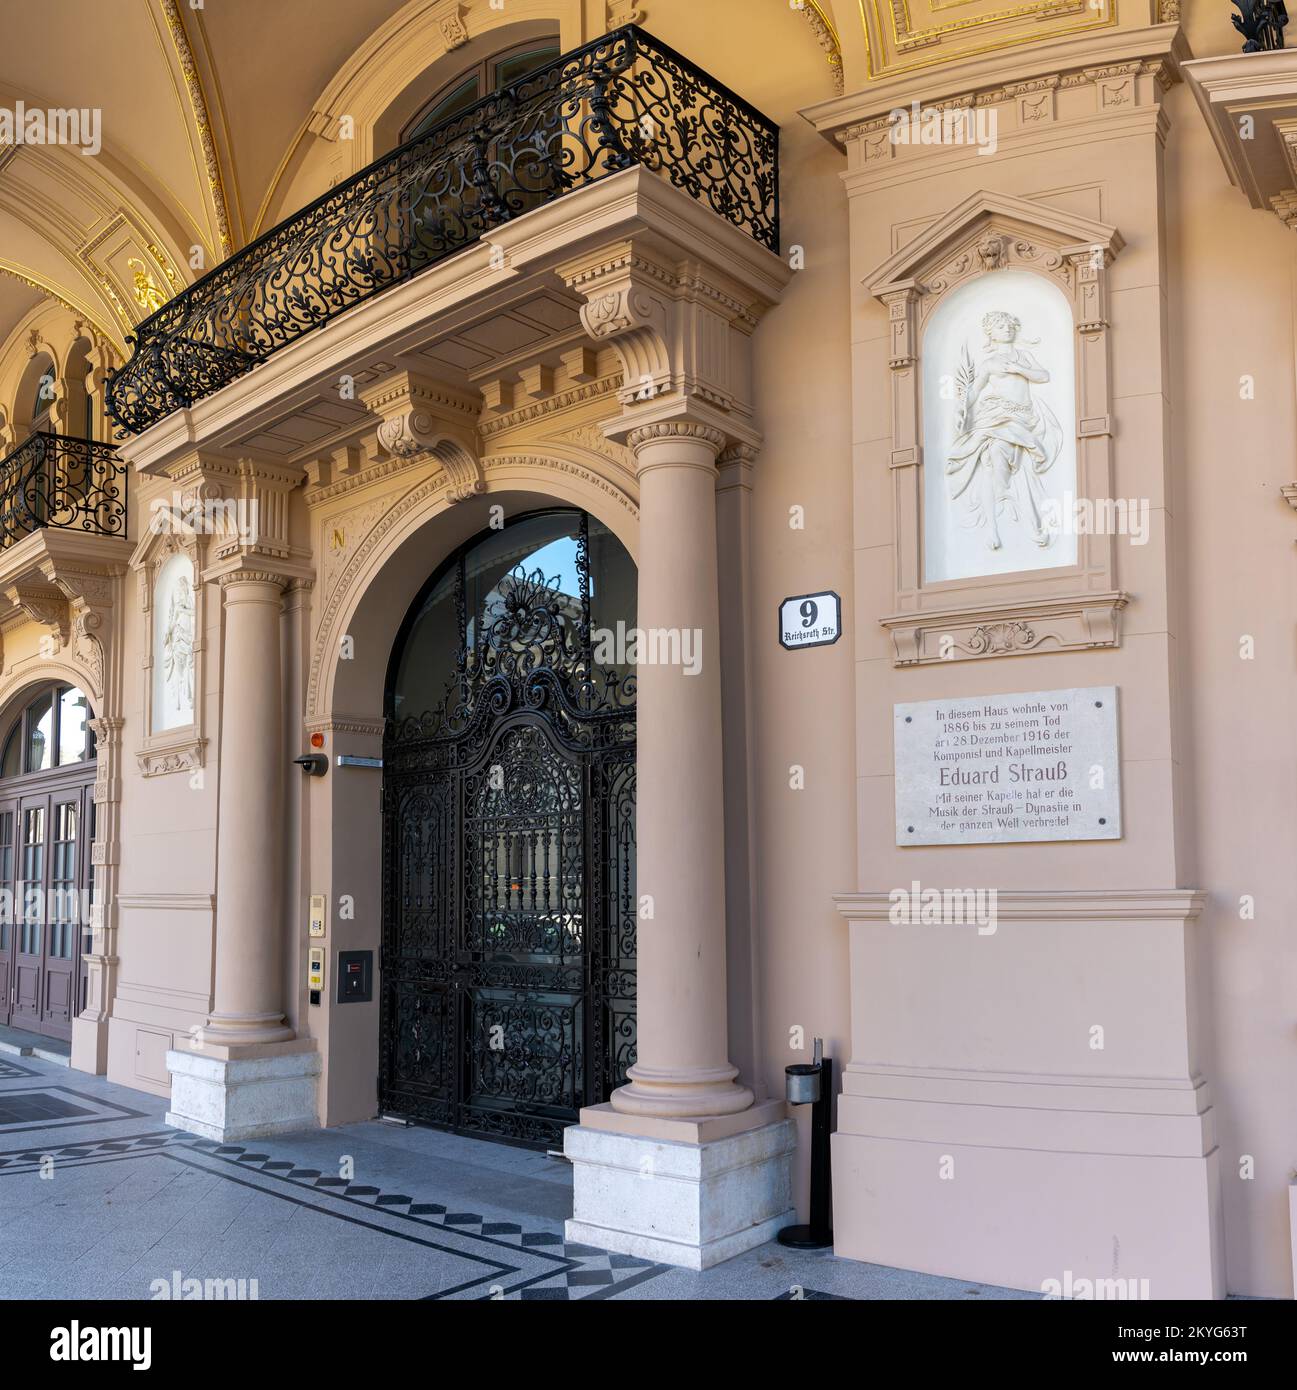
[0,1051,1034,1301]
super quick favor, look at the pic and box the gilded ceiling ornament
[126,259,168,315]
[158,0,235,256]
[799,1,845,96]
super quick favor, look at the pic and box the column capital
[211,566,293,593]
[625,421,729,457]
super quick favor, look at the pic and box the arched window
[0,684,94,779]
[390,508,637,727]
[401,38,561,145]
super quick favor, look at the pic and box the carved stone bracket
[360,370,483,503]
[6,579,69,645]
[557,239,773,432]
[439,1,469,50]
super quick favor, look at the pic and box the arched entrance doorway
[0,683,96,1040]
[381,508,636,1147]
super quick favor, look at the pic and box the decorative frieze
[881,592,1128,665]
[479,376,623,438]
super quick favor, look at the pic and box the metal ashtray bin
[777,1037,834,1251]
[785,1062,822,1105]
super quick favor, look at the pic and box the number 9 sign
[778,591,842,651]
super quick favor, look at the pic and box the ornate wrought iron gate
[380,514,636,1147]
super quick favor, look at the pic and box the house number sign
[779,591,842,651]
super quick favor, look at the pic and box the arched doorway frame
[302,451,637,1129]
[379,502,637,1144]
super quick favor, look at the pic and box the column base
[201,1011,294,1047]
[564,1100,795,1270]
[611,1063,754,1118]
[165,1040,320,1143]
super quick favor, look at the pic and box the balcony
[0,433,127,551]
[105,24,779,437]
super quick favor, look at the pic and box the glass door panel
[12,798,46,1030]
[42,797,79,1032]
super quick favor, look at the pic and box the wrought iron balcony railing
[0,433,127,551]
[106,24,779,436]
[1232,1,1288,51]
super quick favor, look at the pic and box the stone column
[166,556,319,1142]
[565,418,793,1269]
[553,207,795,1266]
[205,573,293,1045]
[611,422,752,1119]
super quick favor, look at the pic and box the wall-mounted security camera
[293,753,328,777]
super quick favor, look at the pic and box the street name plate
[895,686,1121,845]
[778,590,841,651]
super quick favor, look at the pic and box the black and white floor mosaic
[0,1051,1031,1301]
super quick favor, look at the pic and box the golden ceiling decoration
[801,2,846,94]
[856,0,1119,79]
[158,0,233,258]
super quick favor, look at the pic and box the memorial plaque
[895,686,1121,845]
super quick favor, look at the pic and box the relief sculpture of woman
[162,572,196,719]
[947,309,1062,551]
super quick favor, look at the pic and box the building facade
[0,0,1293,1298]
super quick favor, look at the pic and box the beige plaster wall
[1165,4,1297,1299]
[107,480,221,1098]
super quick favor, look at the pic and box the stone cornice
[1183,50,1297,232]
[802,22,1189,144]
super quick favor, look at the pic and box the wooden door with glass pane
[0,684,96,1041]
[8,786,89,1040]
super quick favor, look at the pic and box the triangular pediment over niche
[865,189,1125,306]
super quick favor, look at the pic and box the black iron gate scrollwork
[380,512,636,1147]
